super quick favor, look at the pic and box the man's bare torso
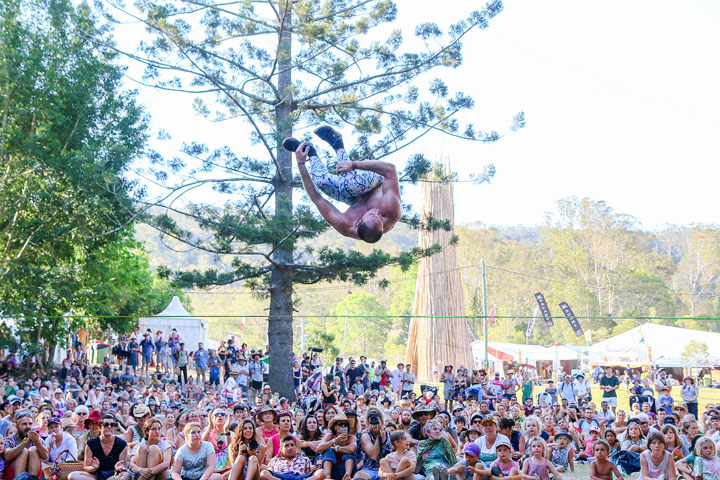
[343,181,400,234]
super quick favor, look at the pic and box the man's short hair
[357,218,382,243]
[281,434,296,444]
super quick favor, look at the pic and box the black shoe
[282,137,318,157]
[314,125,345,151]
[282,137,302,152]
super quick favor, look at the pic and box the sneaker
[313,125,345,151]
[282,137,302,152]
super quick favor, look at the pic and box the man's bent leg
[307,149,383,205]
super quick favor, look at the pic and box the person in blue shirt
[193,343,209,385]
[139,333,156,378]
[208,350,221,390]
[659,389,675,414]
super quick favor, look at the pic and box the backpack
[610,450,641,474]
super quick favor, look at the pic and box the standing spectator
[128,337,140,375]
[153,331,165,373]
[681,376,699,419]
[654,369,671,399]
[159,340,173,375]
[392,363,404,396]
[193,343,209,385]
[441,365,455,410]
[176,343,189,386]
[557,375,576,405]
[248,353,265,406]
[208,350,221,391]
[501,371,520,400]
[575,374,591,404]
[401,365,415,398]
[600,366,620,413]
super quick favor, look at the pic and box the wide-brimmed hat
[256,406,278,423]
[61,418,77,429]
[328,412,353,432]
[133,404,151,418]
[554,430,573,442]
[84,410,102,427]
[411,406,437,421]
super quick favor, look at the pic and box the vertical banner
[526,306,538,338]
[488,305,497,323]
[559,302,584,337]
[534,292,554,326]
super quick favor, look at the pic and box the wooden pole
[405,170,473,382]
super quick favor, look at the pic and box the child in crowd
[379,431,416,480]
[659,388,674,414]
[589,439,623,480]
[488,440,521,479]
[448,443,485,480]
[577,426,601,461]
[694,435,720,480]
[547,431,574,473]
[521,437,563,480]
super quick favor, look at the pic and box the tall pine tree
[95,0,522,398]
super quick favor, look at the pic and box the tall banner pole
[482,259,488,370]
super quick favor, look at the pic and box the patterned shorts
[308,149,384,205]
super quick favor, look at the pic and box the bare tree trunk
[267,0,296,401]
[406,169,472,382]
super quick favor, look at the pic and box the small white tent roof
[588,323,720,367]
[139,296,219,351]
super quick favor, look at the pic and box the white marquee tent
[588,323,720,368]
[139,296,219,351]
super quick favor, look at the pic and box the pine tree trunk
[268,0,296,401]
[406,173,473,382]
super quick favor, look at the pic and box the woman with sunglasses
[69,414,131,480]
[129,417,172,480]
[172,422,220,480]
[318,413,357,480]
[202,408,232,477]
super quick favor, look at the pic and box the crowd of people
[0,330,717,480]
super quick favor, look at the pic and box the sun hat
[84,410,102,428]
[132,403,151,418]
[411,406,437,421]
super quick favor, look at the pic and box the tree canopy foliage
[95,0,521,397]
[0,0,183,366]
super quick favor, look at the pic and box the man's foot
[432,467,441,480]
[282,137,318,157]
[439,467,449,480]
[314,125,345,151]
[282,137,302,152]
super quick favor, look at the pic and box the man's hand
[336,161,354,173]
[27,431,41,445]
[296,142,311,165]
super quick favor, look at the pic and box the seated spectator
[129,416,172,480]
[44,416,78,464]
[416,419,457,480]
[379,431,416,480]
[229,419,263,480]
[4,409,49,478]
[319,413,357,480]
[260,435,326,480]
[69,414,130,480]
[639,430,676,479]
[171,422,220,480]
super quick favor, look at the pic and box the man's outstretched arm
[295,143,354,236]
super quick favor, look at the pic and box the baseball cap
[463,443,480,456]
[494,439,512,450]
[589,426,600,433]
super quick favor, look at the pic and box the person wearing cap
[3,408,49,477]
[473,417,510,467]
[547,430,574,473]
[487,438,521,478]
[575,373,591,404]
[447,442,486,480]
[44,416,78,464]
[223,367,242,403]
[122,403,152,444]
[355,409,391,480]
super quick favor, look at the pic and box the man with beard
[3,408,49,477]
[399,409,413,433]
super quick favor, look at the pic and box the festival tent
[139,296,219,351]
[588,323,720,368]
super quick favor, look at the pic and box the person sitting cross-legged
[260,435,326,480]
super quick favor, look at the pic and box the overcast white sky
[126,0,720,229]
